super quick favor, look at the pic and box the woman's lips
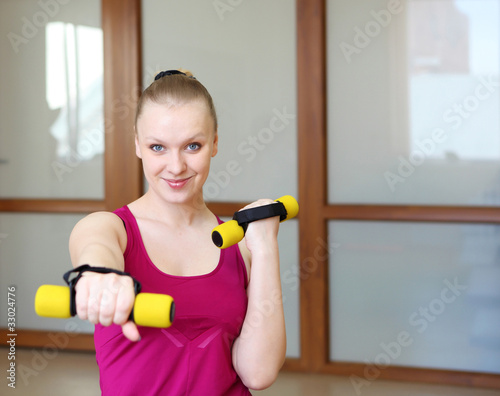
[165,177,191,189]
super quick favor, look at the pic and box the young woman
[69,69,286,395]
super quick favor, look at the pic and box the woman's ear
[135,130,142,159]
[211,131,218,157]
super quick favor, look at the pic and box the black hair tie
[154,70,187,81]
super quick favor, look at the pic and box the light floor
[2,347,499,396]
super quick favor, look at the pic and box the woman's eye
[187,143,201,151]
[150,144,163,152]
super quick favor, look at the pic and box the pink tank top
[94,206,251,395]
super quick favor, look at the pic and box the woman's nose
[167,152,187,175]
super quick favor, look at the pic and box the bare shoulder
[70,211,127,253]
[72,211,125,233]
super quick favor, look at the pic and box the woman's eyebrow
[142,132,207,143]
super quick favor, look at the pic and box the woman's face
[135,100,218,205]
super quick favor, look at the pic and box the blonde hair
[135,68,218,131]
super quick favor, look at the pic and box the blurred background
[0,0,499,393]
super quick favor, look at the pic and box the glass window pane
[327,0,500,205]
[142,0,297,202]
[328,220,500,374]
[0,0,104,199]
[0,213,93,333]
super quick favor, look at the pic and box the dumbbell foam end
[35,285,71,319]
[212,220,245,249]
[276,195,299,221]
[132,293,175,328]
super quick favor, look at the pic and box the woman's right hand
[74,271,141,341]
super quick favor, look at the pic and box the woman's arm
[231,199,287,390]
[69,212,140,341]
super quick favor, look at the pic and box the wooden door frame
[102,0,143,211]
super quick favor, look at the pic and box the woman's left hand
[239,199,280,253]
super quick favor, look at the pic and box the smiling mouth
[165,177,192,189]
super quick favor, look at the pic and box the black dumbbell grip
[232,202,287,227]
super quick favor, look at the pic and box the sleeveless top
[94,206,251,396]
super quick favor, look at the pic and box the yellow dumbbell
[211,195,299,249]
[35,285,175,328]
